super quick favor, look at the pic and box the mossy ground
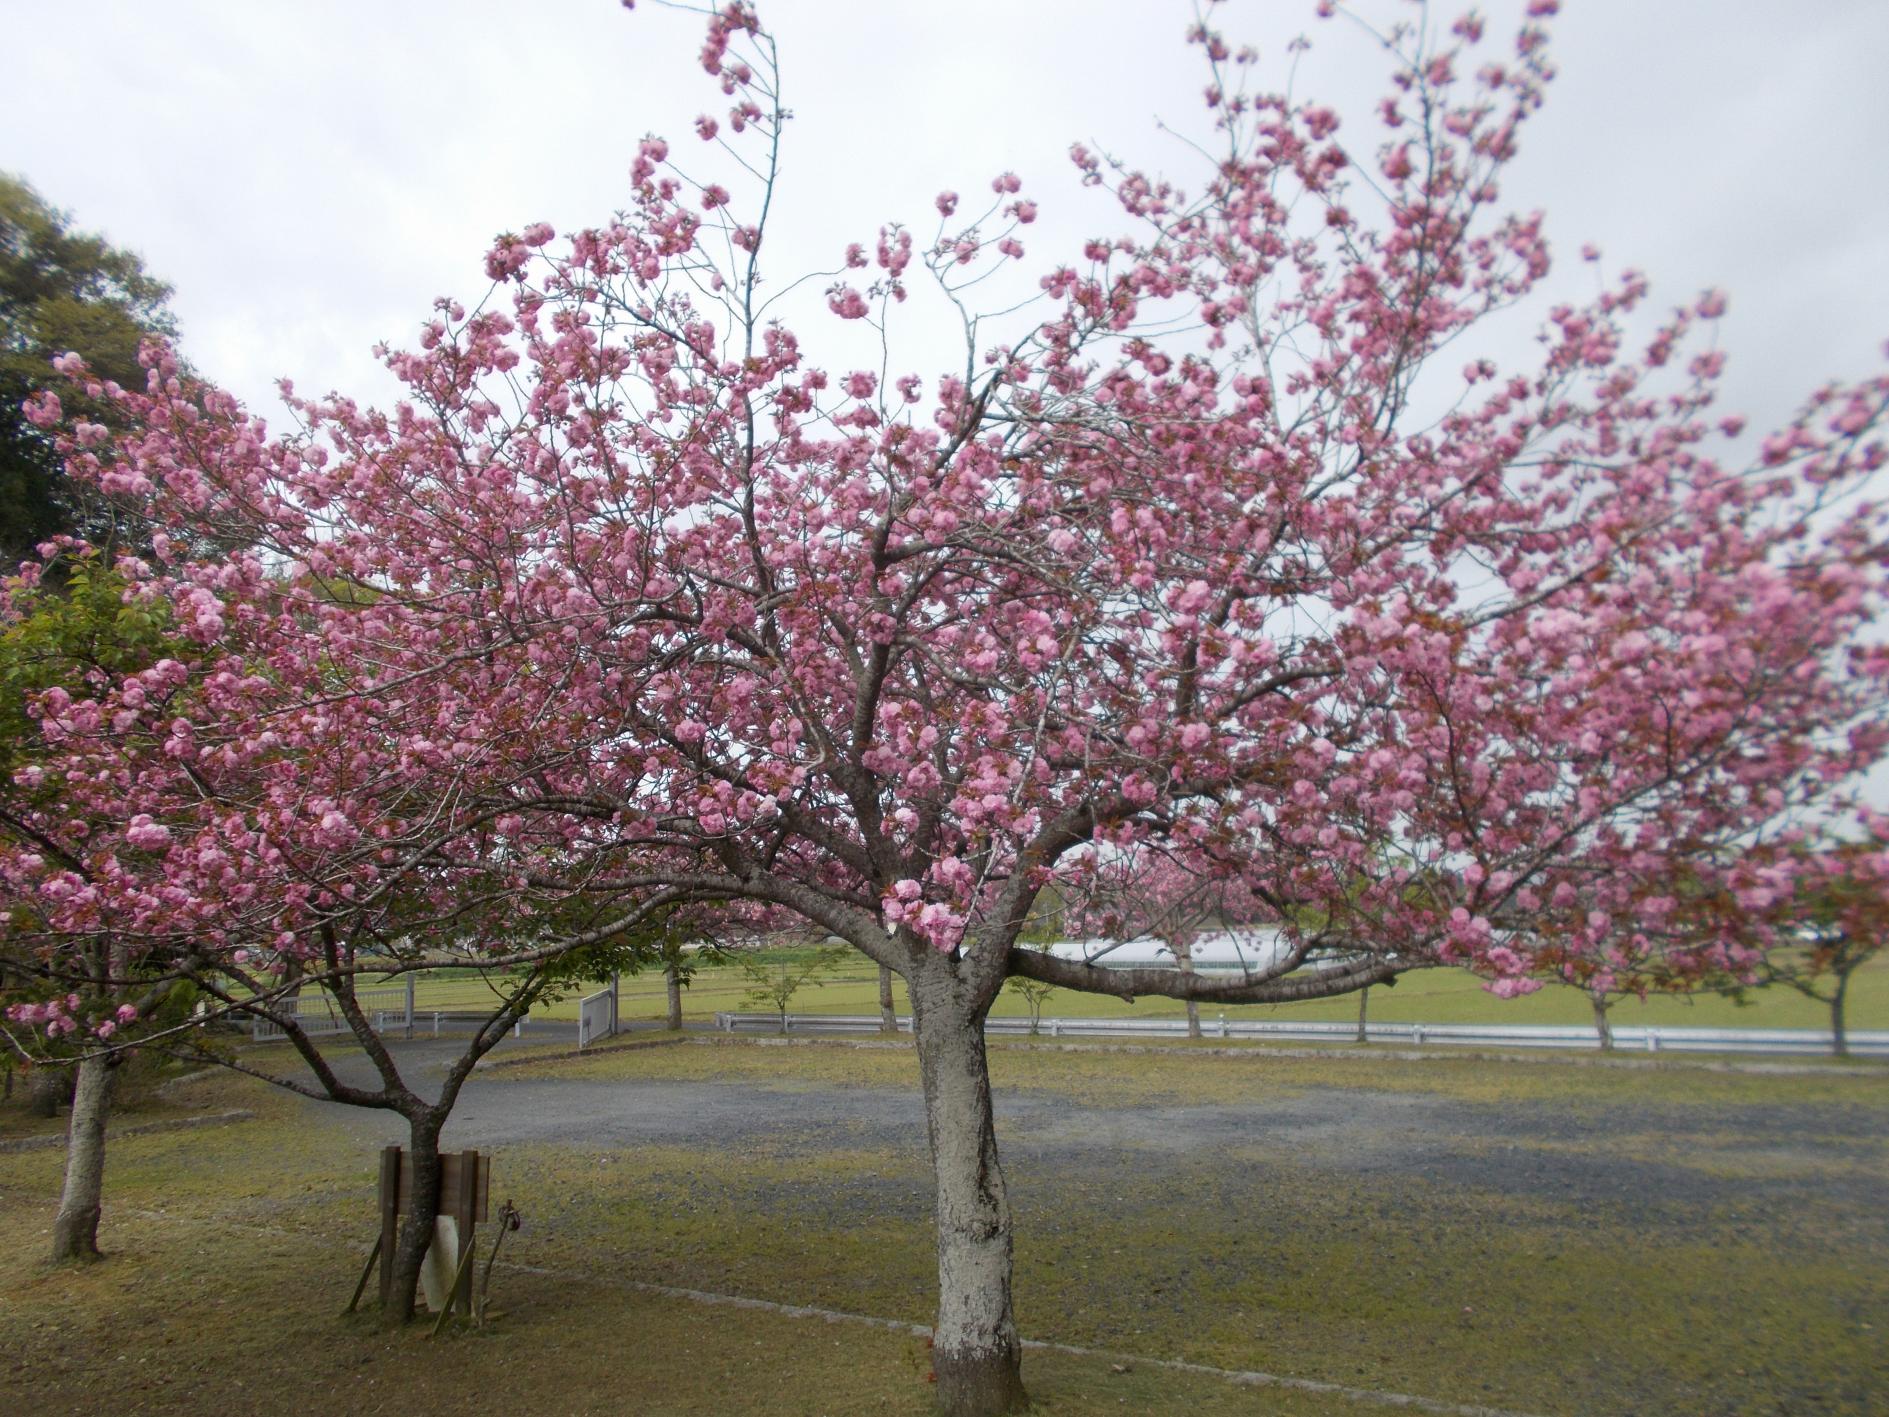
[2,1041,1883,1415]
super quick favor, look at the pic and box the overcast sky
[7,2,1889,824]
[7,0,1888,449]
[3,0,1889,443]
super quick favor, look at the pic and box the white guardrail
[712,1012,1887,1058]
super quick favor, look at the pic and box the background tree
[0,552,179,1259]
[999,882,1070,1036]
[734,943,846,1035]
[877,962,900,1034]
[1059,847,1278,1039]
[1002,976,1056,1037]
[659,931,692,1032]
[0,176,178,564]
[1752,835,1887,1057]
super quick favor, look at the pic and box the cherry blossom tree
[0,553,182,1260]
[0,514,683,1307]
[5,1,1888,1409]
[1056,844,1281,1038]
[1733,828,1889,1057]
[1529,871,1717,1051]
[1778,841,1889,1058]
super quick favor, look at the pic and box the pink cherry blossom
[4,4,1885,1405]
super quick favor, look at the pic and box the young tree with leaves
[1001,975,1055,1037]
[734,943,846,1034]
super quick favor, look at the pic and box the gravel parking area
[293,1035,1889,1233]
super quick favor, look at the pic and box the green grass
[2,1043,1883,1414]
[520,1033,1886,1109]
[0,1206,1334,1416]
[454,947,1884,1032]
[316,943,1887,1038]
[493,1040,1889,1414]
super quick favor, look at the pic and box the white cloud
[6,1,1884,445]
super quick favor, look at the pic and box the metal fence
[248,986,413,1041]
[712,1011,1887,1058]
[246,980,533,1043]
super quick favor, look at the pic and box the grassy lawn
[0,1054,215,1143]
[2,1039,1883,1414]
[392,948,1888,1035]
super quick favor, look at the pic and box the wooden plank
[347,1234,382,1314]
[393,1150,488,1221]
[376,1146,400,1309]
[453,1148,479,1313]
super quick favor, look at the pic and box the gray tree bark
[878,964,899,1034]
[383,1114,444,1326]
[909,960,1027,1415]
[1173,937,1202,1040]
[1591,989,1615,1052]
[51,1053,115,1262]
[665,960,684,1032]
[1356,983,1371,1044]
[1831,969,1852,1058]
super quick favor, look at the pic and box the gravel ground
[281,1035,1888,1229]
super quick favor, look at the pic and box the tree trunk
[27,1065,63,1119]
[1831,969,1851,1058]
[909,971,1027,1416]
[1355,984,1371,1044]
[1173,938,1201,1040]
[1591,990,1614,1052]
[879,964,899,1034]
[51,1053,116,1262]
[665,961,684,1032]
[382,1115,444,1325]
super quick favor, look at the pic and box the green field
[387,948,1886,1035]
[2,1038,1883,1414]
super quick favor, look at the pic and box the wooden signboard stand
[349,1146,489,1321]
